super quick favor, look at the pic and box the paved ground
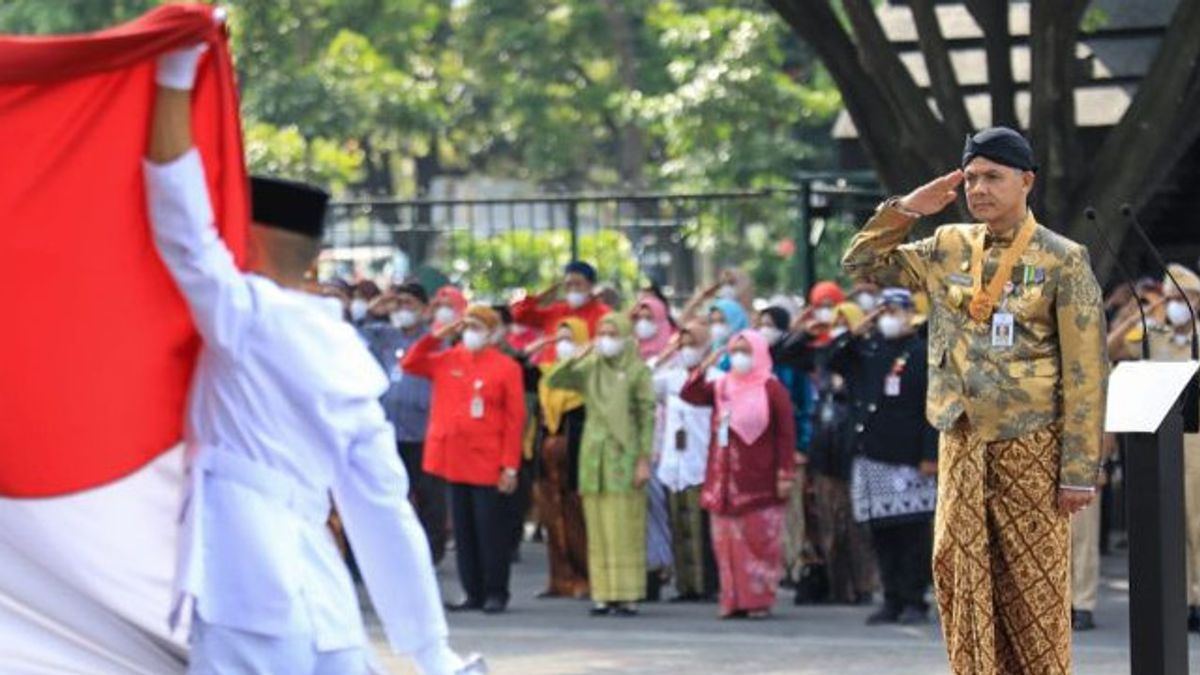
[367,542,1200,674]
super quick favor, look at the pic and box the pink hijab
[635,292,676,359]
[715,329,774,445]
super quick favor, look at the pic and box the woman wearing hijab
[531,318,591,599]
[547,314,656,616]
[633,291,678,600]
[682,330,797,619]
[651,319,721,601]
[707,298,749,370]
[401,306,526,614]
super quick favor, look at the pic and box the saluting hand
[853,307,886,337]
[434,318,465,341]
[697,346,726,373]
[898,169,964,217]
[536,280,562,303]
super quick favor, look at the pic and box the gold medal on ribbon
[968,291,993,322]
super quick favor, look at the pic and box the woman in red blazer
[402,305,526,614]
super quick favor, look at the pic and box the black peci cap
[962,126,1038,173]
[250,176,330,239]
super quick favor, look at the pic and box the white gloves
[156,43,207,91]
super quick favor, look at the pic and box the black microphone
[1086,207,1148,359]
[1120,202,1200,433]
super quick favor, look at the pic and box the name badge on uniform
[884,374,901,397]
[717,411,731,448]
[991,312,1015,348]
[470,379,485,419]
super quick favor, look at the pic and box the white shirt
[653,360,721,492]
[145,151,451,666]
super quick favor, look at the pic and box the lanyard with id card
[991,282,1015,349]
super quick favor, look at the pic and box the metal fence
[322,173,883,302]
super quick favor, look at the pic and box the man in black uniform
[831,288,939,625]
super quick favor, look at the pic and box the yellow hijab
[539,317,588,434]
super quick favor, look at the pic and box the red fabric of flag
[0,4,248,497]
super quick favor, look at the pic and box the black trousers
[871,519,933,612]
[398,442,448,564]
[450,482,514,603]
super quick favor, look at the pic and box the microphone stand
[1086,207,1149,359]
[1120,202,1199,432]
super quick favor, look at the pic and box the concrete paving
[367,542,1200,674]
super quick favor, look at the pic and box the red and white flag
[0,5,248,672]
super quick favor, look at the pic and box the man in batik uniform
[842,126,1107,674]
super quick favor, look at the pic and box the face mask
[634,319,658,340]
[462,328,487,352]
[565,291,589,308]
[710,322,730,344]
[854,293,877,312]
[390,309,418,329]
[718,284,738,300]
[1167,300,1192,327]
[596,336,624,358]
[758,325,783,345]
[434,306,457,325]
[813,307,835,324]
[556,339,577,360]
[729,352,754,375]
[680,346,703,368]
[877,314,907,339]
[349,298,369,321]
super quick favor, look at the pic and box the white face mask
[434,306,457,325]
[565,291,589,308]
[710,322,730,344]
[679,346,703,368]
[813,307,835,324]
[729,352,754,375]
[854,293,877,312]
[1167,300,1192,327]
[634,318,659,340]
[758,325,783,345]
[390,309,418,329]
[596,336,624,358]
[349,298,369,321]
[718,284,738,300]
[877,314,907,339]
[556,339,578,360]
[461,328,487,352]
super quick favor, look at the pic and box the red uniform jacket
[680,375,797,516]
[402,335,526,486]
[510,296,610,363]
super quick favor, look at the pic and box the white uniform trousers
[189,614,367,675]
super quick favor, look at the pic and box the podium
[1105,360,1198,675]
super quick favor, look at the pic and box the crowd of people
[317,254,1200,638]
[314,261,951,624]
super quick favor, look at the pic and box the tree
[764,0,1200,278]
